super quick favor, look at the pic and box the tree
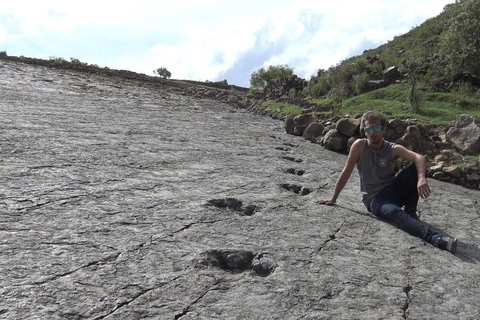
[249,64,294,90]
[310,72,332,98]
[404,58,423,113]
[153,67,172,79]
[352,72,370,95]
[440,0,480,77]
[329,63,354,102]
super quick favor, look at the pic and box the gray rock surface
[1,59,480,319]
[447,114,480,154]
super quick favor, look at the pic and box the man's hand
[417,177,431,199]
[316,199,336,206]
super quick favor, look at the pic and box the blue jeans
[368,164,436,242]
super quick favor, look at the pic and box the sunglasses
[364,125,383,133]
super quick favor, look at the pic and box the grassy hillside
[298,1,480,127]
[341,83,480,126]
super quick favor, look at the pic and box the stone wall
[285,113,480,189]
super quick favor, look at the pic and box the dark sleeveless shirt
[357,139,396,207]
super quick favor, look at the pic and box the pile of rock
[285,113,480,189]
[264,75,308,99]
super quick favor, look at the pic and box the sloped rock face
[1,59,480,319]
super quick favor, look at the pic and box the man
[316,111,457,254]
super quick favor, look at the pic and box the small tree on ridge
[250,64,294,90]
[154,67,172,79]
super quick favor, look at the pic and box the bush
[371,61,384,79]
[310,72,331,98]
[249,64,294,90]
[153,67,171,79]
[353,58,368,74]
[330,63,354,101]
[440,0,480,77]
[353,72,370,95]
[49,56,68,65]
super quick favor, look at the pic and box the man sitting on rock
[316,111,457,254]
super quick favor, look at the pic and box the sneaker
[433,236,458,254]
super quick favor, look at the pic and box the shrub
[353,58,368,74]
[371,61,384,79]
[310,72,331,98]
[153,67,172,79]
[249,64,294,90]
[49,56,68,65]
[440,0,480,77]
[353,72,370,95]
[330,63,354,101]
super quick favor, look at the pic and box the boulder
[301,86,310,97]
[227,95,239,104]
[432,171,446,180]
[386,118,408,141]
[446,115,480,154]
[467,171,480,181]
[292,114,317,136]
[285,116,295,135]
[303,122,325,142]
[288,87,297,99]
[347,136,358,152]
[336,118,360,137]
[456,114,479,128]
[397,125,425,152]
[321,129,348,152]
[383,66,402,84]
[434,154,448,163]
[429,162,445,173]
[443,165,462,178]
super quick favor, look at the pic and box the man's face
[364,119,385,144]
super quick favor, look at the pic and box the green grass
[309,97,334,105]
[338,83,480,126]
[263,82,480,127]
[261,101,302,116]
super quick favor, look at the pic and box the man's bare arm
[393,144,431,199]
[316,139,364,205]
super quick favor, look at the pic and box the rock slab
[1,59,480,319]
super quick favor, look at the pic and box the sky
[0,0,454,88]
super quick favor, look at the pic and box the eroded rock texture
[1,59,480,319]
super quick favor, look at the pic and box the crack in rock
[174,279,221,320]
[313,220,346,255]
[93,285,155,320]
[402,285,412,319]
[30,252,121,286]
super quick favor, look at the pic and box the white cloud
[239,0,454,81]
[0,0,454,86]
[0,26,6,45]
